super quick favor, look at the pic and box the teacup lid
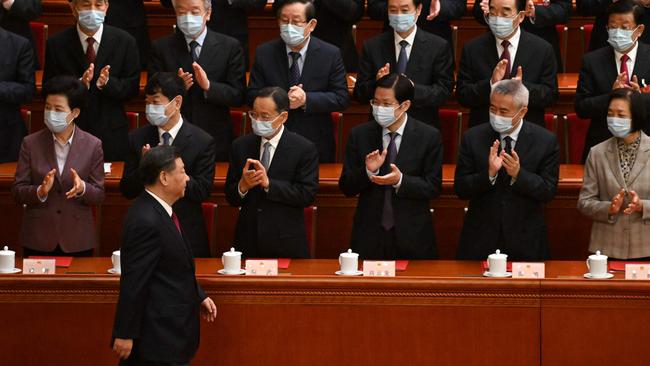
[341,249,358,258]
[589,250,607,260]
[488,249,507,259]
[223,247,242,256]
[0,246,14,256]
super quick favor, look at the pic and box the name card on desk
[625,264,650,280]
[512,263,545,278]
[23,259,56,275]
[103,163,112,174]
[245,260,278,276]
[363,261,395,277]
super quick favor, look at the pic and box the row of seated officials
[3,0,650,262]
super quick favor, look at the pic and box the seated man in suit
[43,0,140,162]
[367,0,466,49]
[247,0,349,163]
[225,86,319,259]
[340,73,442,260]
[355,0,454,129]
[457,0,558,128]
[455,79,559,261]
[0,23,35,163]
[12,76,105,257]
[112,145,217,366]
[150,0,246,162]
[0,0,41,68]
[120,72,215,258]
[576,0,650,162]
[474,0,571,72]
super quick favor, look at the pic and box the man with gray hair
[454,79,560,261]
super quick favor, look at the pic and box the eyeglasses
[248,111,281,121]
[370,100,400,108]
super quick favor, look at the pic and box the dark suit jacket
[272,0,364,72]
[160,0,266,67]
[354,29,455,129]
[112,192,207,364]
[119,120,215,258]
[11,127,105,253]
[247,37,350,163]
[576,0,650,51]
[575,43,650,161]
[0,0,41,68]
[0,27,35,162]
[367,0,467,47]
[339,117,443,260]
[43,25,140,162]
[472,0,571,72]
[149,29,246,161]
[225,128,319,259]
[454,122,560,261]
[457,30,558,127]
[105,0,150,68]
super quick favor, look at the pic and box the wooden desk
[0,162,593,261]
[1,259,648,366]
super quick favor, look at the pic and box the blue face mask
[177,14,204,38]
[78,10,105,31]
[607,116,632,138]
[388,13,417,33]
[44,110,72,133]
[251,115,281,138]
[487,14,519,39]
[280,23,308,46]
[146,100,174,127]
[489,110,522,134]
[607,28,637,53]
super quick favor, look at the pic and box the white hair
[171,0,212,10]
[491,79,529,109]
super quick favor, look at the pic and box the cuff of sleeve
[76,181,86,197]
[37,186,48,202]
[392,173,403,192]
[237,184,248,198]
[489,173,498,186]
[366,167,379,180]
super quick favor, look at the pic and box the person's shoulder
[0,28,30,47]
[520,30,554,51]
[22,129,50,145]
[408,117,441,139]
[256,38,283,53]
[282,129,318,152]
[463,32,492,50]
[75,126,103,147]
[206,29,240,48]
[365,31,393,47]
[126,193,159,224]
[588,136,616,157]
[415,28,448,46]
[350,120,380,136]
[524,121,554,139]
[47,26,77,44]
[581,45,612,63]
[104,25,136,41]
[231,132,258,151]
[463,123,495,141]
[181,120,213,144]
[151,32,182,48]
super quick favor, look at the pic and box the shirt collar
[394,26,417,47]
[615,41,639,63]
[158,116,184,143]
[52,125,76,146]
[262,124,285,149]
[77,24,103,46]
[145,189,173,217]
[500,119,524,141]
[383,114,408,137]
[285,37,310,60]
[184,25,207,46]
[496,26,521,49]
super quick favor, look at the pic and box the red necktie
[86,37,96,63]
[620,54,630,85]
[171,212,182,234]
[500,40,511,80]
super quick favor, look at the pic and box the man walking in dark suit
[576,0,650,161]
[340,73,442,260]
[225,86,319,259]
[120,72,215,258]
[112,145,217,366]
[455,80,559,261]
[0,0,41,68]
[355,0,455,129]
[43,0,140,162]
[150,0,246,162]
[457,0,558,128]
[0,24,35,163]
[247,0,349,163]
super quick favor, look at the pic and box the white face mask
[489,110,521,134]
[487,14,519,40]
[177,14,204,38]
[78,10,105,31]
[146,100,174,127]
[251,115,281,138]
[372,104,403,128]
[280,23,308,46]
[44,110,72,133]
[607,116,632,138]
[388,12,417,33]
[607,28,637,53]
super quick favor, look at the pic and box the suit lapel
[42,131,61,186]
[171,121,192,154]
[511,31,528,75]
[395,118,417,168]
[605,138,627,189]
[59,127,83,188]
[197,30,217,66]
[632,43,650,79]
[274,40,290,89]
[602,46,619,84]
[172,32,193,72]
[382,33,397,69]
[145,192,195,265]
[405,31,426,75]
[300,38,321,87]
[67,27,89,73]
[93,26,112,69]
[267,130,292,177]
[626,132,650,186]
[511,121,533,161]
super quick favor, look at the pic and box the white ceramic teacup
[222,247,242,274]
[111,250,121,273]
[339,249,359,274]
[0,246,15,273]
[586,250,608,277]
[487,249,508,275]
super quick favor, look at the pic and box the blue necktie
[288,52,301,86]
[189,41,199,63]
[396,40,409,74]
[162,132,172,146]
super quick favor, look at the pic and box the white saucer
[107,268,121,275]
[335,270,363,276]
[583,272,614,279]
[0,268,22,274]
[217,269,246,275]
[483,271,512,278]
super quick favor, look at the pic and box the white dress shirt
[394,26,417,62]
[184,26,207,58]
[367,115,407,190]
[158,117,184,146]
[238,125,285,198]
[614,41,638,78]
[77,24,103,55]
[495,26,521,74]
[146,189,173,217]
[38,127,85,201]
[286,37,310,74]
